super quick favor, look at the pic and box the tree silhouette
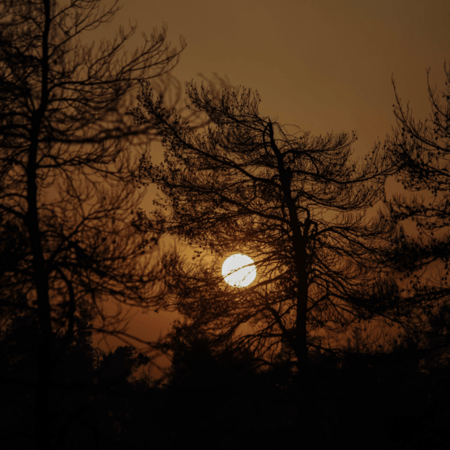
[381,63,450,368]
[380,63,450,449]
[0,0,186,448]
[384,64,450,273]
[127,80,399,439]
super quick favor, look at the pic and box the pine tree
[128,81,398,428]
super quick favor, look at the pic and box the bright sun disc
[222,254,257,288]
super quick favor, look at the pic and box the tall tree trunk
[28,120,53,450]
[266,121,326,442]
[27,2,53,448]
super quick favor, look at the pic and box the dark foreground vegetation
[1,313,449,449]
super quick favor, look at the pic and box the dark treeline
[1,310,449,449]
[1,0,450,449]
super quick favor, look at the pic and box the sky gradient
[101,0,450,152]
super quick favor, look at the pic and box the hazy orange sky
[103,0,450,152]
[91,0,450,359]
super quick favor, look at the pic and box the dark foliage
[0,310,164,450]
[0,0,186,447]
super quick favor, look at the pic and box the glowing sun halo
[222,254,257,288]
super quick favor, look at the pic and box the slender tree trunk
[267,121,309,369]
[266,121,326,442]
[27,128,53,449]
[26,2,53,448]
[28,122,53,450]
[295,257,308,373]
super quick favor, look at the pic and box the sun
[222,254,257,288]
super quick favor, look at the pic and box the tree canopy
[128,80,399,376]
